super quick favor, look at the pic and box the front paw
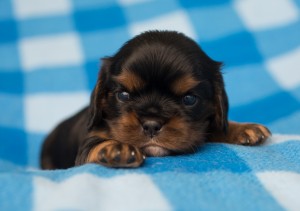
[87,140,145,168]
[231,123,271,146]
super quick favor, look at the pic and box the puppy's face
[89,31,228,157]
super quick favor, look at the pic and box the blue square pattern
[74,5,127,32]
[223,64,281,106]
[142,144,250,173]
[0,173,32,211]
[0,20,18,43]
[25,66,88,93]
[0,127,27,166]
[188,4,244,41]
[269,110,300,134]
[0,43,20,71]
[0,1,300,210]
[291,85,300,101]
[152,172,282,210]
[27,132,46,168]
[72,0,118,10]
[0,94,24,129]
[232,141,300,173]
[294,0,300,8]
[179,0,230,8]
[17,15,74,38]
[200,31,263,67]
[230,90,300,124]
[84,60,101,90]
[80,27,130,61]
[122,0,180,23]
[0,1,13,19]
[254,20,300,59]
[0,71,24,94]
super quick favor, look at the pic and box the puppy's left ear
[211,62,229,134]
[87,58,112,131]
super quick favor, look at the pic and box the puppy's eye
[182,95,197,106]
[117,91,130,102]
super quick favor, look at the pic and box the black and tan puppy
[41,31,271,169]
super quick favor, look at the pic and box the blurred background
[0,0,300,168]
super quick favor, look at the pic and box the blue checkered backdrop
[1,0,300,210]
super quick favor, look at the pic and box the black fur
[41,31,229,169]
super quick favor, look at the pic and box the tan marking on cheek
[158,116,206,152]
[171,74,200,95]
[114,69,145,92]
[159,117,189,149]
[164,117,188,135]
[119,112,140,126]
[109,112,143,145]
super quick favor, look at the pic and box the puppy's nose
[142,120,162,138]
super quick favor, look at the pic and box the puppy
[41,30,271,169]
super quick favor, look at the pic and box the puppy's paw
[230,123,271,146]
[87,140,145,168]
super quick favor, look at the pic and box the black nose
[142,120,162,138]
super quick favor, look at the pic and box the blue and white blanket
[1,0,300,210]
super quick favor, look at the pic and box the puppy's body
[41,31,270,169]
[41,107,88,169]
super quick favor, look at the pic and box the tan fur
[171,74,200,95]
[114,69,145,92]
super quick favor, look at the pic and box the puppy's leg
[75,137,145,168]
[209,121,271,145]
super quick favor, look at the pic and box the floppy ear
[87,58,112,131]
[211,63,229,134]
[211,61,228,134]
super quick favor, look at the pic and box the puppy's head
[88,31,228,156]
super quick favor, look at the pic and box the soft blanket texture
[1,0,300,210]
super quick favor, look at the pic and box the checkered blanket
[1,0,300,210]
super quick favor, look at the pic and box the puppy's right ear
[87,58,112,131]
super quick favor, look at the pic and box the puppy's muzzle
[142,120,162,138]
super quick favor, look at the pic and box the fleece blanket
[1,0,300,210]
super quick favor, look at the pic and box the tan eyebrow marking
[114,69,145,92]
[171,74,200,95]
